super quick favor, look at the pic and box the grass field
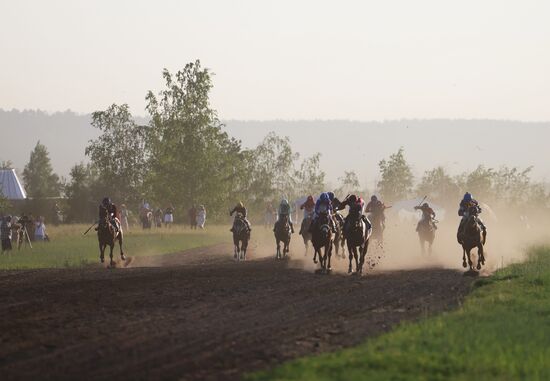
[248,246,550,381]
[0,224,229,269]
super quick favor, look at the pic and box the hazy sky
[1,0,549,120]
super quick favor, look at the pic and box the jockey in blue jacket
[311,192,336,233]
[457,192,487,243]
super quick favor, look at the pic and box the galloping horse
[461,206,487,271]
[369,212,385,244]
[311,212,333,273]
[232,213,250,261]
[418,219,436,255]
[299,214,313,255]
[97,210,125,267]
[345,215,372,274]
[274,215,292,259]
[332,211,346,258]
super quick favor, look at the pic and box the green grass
[248,246,550,381]
[0,224,229,269]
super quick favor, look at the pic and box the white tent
[0,169,27,200]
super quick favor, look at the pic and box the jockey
[328,191,345,226]
[299,195,315,235]
[300,195,315,218]
[98,197,120,232]
[366,195,387,227]
[274,198,294,233]
[457,192,486,243]
[311,192,336,233]
[337,194,371,238]
[230,201,251,232]
[414,202,437,231]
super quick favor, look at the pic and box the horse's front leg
[118,232,125,261]
[327,244,332,272]
[276,239,280,259]
[347,245,353,274]
[313,247,318,264]
[477,244,485,270]
[466,249,473,270]
[109,244,115,267]
[353,246,361,274]
[462,248,467,268]
[99,242,105,263]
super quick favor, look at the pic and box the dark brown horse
[345,215,372,274]
[461,208,487,271]
[274,215,291,259]
[98,214,125,267]
[232,214,250,261]
[418,218,436,255]
[311,213,333,273]
[299,214,313,256]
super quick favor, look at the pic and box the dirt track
[0,243,474,380]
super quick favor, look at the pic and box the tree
[294,153,325,197]
[417,166,460,207]
[23,141,61,198]
[145,61,244,217]
[85,104,147,205]
[336,171,361,197]
[0,160,13,169]
[460,165,495,201]
[492,166,532,205]
[64,163,96,222]
[247,132,299,205]
[377,147,413,202]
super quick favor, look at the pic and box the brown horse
[299,214,313,255]
[98,214,125,267]
[461,210,486,271]
[311,213,333,273]
[232,214,250,261]
[274,215,292,259]
[345,215,372,274]
[418,219,436,255]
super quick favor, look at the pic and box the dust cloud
[251,208,549,275]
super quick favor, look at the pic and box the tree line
[3,60,549,223]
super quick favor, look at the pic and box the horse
[332,212,346,258]
[369,212,385,245]
[311,212,333,273]
[274,214,292,259]
[97,214,125,267]
[418,218,436,255]
[232,214,250,261]
[461,207,487,271]
[345,215,372,274]
[299,213,313,255]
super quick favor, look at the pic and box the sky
[1,0,549,121]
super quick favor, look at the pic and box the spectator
[164,204,174,228]
[35,216,47,241]
[1,216,13,253]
